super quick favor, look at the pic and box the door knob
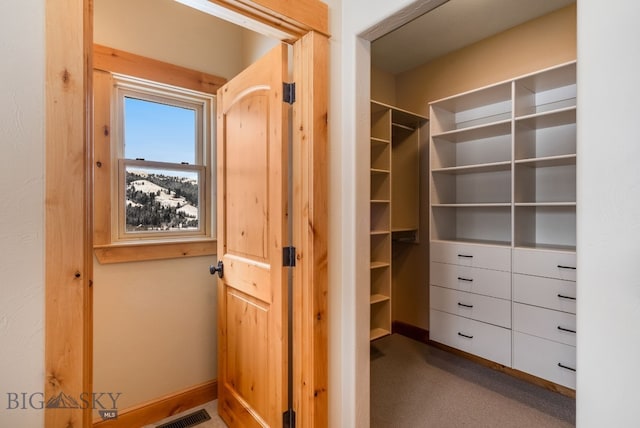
[210,260,224,278]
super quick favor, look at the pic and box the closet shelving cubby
[430,81,513,247]
[370,100,427,341]
[513,63,577,251]
[428,61,578,390]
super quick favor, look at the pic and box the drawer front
[513,303,576,346]
[513,248,576,280]
[431,261,511,300]
[513,332,576,389]
[513,273,576,314]
[430,309,511,366]
[431,285,511,328]
[431,241,511,272]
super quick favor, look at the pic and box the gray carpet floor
[371,334,575,428]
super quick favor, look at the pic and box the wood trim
[207,0,329,40]
[94,239,217,264]
[392,320,429,343]
[292,31,329,428]
[393,323,576,398]
[93,44,227,95]
[45,0,93,426]
[92,50,219,262]
[93,380,217,427]
[93,69,112,246]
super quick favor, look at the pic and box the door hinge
[283,408,296,428]
[283,82,295,104]
[283,246,296,267]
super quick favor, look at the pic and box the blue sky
[124,97,196,164]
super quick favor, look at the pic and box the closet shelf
[514,243,576,252]
[370,261,390,270]
[432,203,511,208]
[431,238,512,247]
[370,230,390,236]
[515,154,576,168]
[371,137,390,145]
[370,294,391,305]
[432,161,512,175]
[515,202,576,207]
[371,168,390,174]
[370,328,391,341]
[431,119,511,143]
[515,106,576,128]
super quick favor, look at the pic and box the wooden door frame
[44,1,328,427]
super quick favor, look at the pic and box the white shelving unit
[428,61,577,389]
[370,100,427,341]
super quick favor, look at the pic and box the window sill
[94,238,216,264]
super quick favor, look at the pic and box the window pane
[125,166,199,232]
[124,97,196,164]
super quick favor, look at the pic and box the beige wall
[371,66,396,105]
[93,256,217,411]
[241,30,280,70]
[396,3,576,116]
[93,0,274,412]
[94,0,246,79]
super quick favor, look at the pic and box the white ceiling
[371,0,576,74]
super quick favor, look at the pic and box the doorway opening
[363,0,577,425]
[44,1,328,427]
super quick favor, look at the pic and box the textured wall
[0,0,45,426]
[576,0,640,426]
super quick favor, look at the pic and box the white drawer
[431,241,511,272]
[513,303,576,346]
[513,273,576,314]
[431,261,511,300]
[430,285,511,328]
[430,309,511,366]
[513,332,576,389]
[513,248,576,281]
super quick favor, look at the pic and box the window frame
[112,74,213,242]
[92,46,226,264]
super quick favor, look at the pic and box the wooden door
[216,43,289,427]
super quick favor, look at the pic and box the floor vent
[156,409,211,428]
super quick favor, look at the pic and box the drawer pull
[457,254,473,258]
[557,326,576,334]
[457,302,473,308]
[457,332,473,339]
[557,294,576,300]
[557,265,576,270]
[457,277,474,282]
[557,362,576,372]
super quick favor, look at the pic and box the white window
[112,75,214,242]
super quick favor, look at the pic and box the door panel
[224,92,269,261]
[217,43,289,428]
